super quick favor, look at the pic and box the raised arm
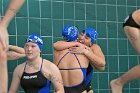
[69,44,106,70]
[0,0,25,49]
[7,45,25,60]
[84,44,106,70]
[0,1,25,92]
[53,40,80,51]
[7,51,25,60]
[1,0,25,27]
[9,45,25,54]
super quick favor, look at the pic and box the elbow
[53,43,58,50]
[92,59,106,71]
[100,58,106,66]
[94,64,106,71]
[98,66,105,71]
[93,64,105,71]
[96,61,106,71]
[99,60,106,71]
[53,43,56,49]
[98,60,106,67]
[53,42,62,51]
[102,61,106,67]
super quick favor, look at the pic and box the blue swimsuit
[20,60,51,93]
[57,52,87,93]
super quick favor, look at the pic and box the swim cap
[26,34,43,51]
[83,28,98,44]
[62,25,78,42]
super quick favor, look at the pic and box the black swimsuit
[85,64,93,92]
[20,60,51,93]
[123,13,140,29]
[57,52,87,93]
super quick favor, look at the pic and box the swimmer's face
[24,42,40,60]
[78,33,92,47]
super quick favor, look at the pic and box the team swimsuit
[20,60,51,93]
[57,52,87,93]
[85,64,94,92]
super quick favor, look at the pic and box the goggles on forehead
[26,38,43,45]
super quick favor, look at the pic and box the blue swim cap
[26,34,43,51]
[83,28,98,44]
[62,25,78,42]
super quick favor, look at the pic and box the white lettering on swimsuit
[23,75,37,79]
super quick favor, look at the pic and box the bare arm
[9,45,25,54]
[0,47,7,93]
[9,65,21,93]
[7,45,25,60]
[7,51,25,60]
[1,0,25,27]
[69,44,106,70]
[49,63,64,93]
[53,41,80,51]
[84,44,106,70]
[0,0,25,50]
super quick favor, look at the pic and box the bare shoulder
[42,59,60,79]
[14,62,26,76]
[43,59,58,70]
[15,62,25,70]
[91,44,101,50]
